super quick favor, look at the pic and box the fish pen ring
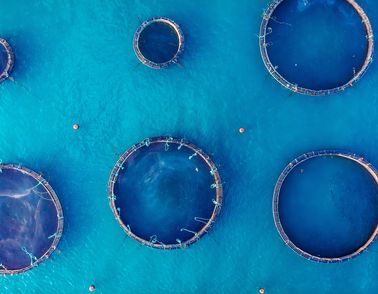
[108,137,223,249]
[273,150,378,263]
[259,0,374,95]
[133,17,184,69]
[0,164,63,275]
[0,39,14,83]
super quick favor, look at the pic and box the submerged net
[0,165,63,274]
[108,137,222,249]
[133,17,184,69]
[273,150,378,262]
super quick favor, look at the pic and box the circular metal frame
[259,0,374,96]
[0,38,14,83]
[273,150,378,263]
[108,136,222,249]
[0,164,63,275]
[133,17,184,69]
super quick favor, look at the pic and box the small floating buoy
[259,288,265,294]
[89,285,95,292]
[73,124,79,130]
[239,127,245,134]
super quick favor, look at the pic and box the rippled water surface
[1,0,378,293]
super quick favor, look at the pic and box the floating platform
[108,137,222,249]
[133,17,184,69]
[0,164,63,275]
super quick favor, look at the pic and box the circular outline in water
[0,164,64,275]
[108,136,223,249]
[0,38,14,83]
[133,17,184,69]
[273,150,378,262]
[259,0,374,96]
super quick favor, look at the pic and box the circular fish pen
[0,38,14,83]
[259,0,374,95]
[108,137,222,249]
[133,17,184,69]
[0,164,63,275]
[273,150,378,262]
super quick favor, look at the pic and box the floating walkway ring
[108,136,223,249]
[0,164,63,275]
[133,17,184,69]
[0,38,14,83]
[259,0,374,96]
[273,150,378,263]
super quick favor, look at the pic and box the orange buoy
[239,127,245,134]
[259,288,265,294]
[89,285,95,292]
[73,124,79,130]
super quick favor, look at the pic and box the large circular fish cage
[133,17,184,69]
[259,0,374,96]
[273,150,378,263]
[0,164,63,275]
[0,38,14,83]
[108,137,222,249]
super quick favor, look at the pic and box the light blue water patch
[0,0,378,293]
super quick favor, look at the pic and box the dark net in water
[260,0,373,95]
[108,137,222,249]
[138,22,179,64]
[273,151,378,262]
[0,165,63,274]
[0,44,8,74]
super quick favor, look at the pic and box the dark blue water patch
[265,0,368,90]
[0,169,58,270]
[279,156,378,258]
[0,44,8,74]
[138,22,179,63]
[113,143,215,244]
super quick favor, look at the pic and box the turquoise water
[1,0,378,293]
[279,156,378,258]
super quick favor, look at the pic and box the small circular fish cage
[259,0,374,95]
[133,17,184,69]
[273,150,378,263]
[0,164,63,275]
[108,137,222,249]
[0,38,14,83]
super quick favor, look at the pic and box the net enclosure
[0,164,63,275]
[259,0,374,95]
[273,150,378,263]
[108,137,223,249]
[133,17,184,69]
[0,38,14,83]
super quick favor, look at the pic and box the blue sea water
[1,0,378,293]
